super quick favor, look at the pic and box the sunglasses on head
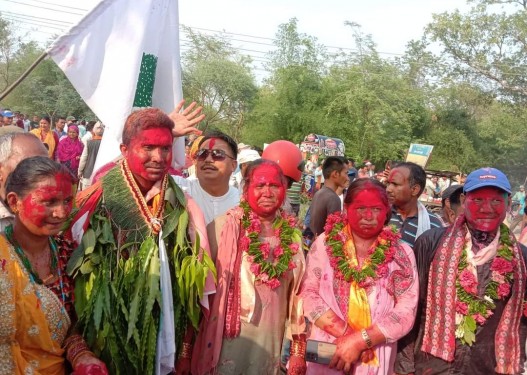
[195,148,235,162]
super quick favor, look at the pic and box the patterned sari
[0,235,71,374]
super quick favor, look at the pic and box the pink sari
[56,136,84,174]
[299,233,419,375]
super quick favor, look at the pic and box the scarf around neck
[421,215,526,374]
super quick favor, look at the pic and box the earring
[11,208,18,214]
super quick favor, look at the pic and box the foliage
[425,0,527,101]
[181,26,257,141]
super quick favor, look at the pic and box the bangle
[290,340,306,358]
[64,334,93,367]
[361,329,372,349]
[179,342,192,359]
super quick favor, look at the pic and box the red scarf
[421,215,526,374]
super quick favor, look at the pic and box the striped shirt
[389,207,443,248]
[287,181,302,205]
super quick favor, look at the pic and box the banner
[47,0,184,174]
[406,143,434,168]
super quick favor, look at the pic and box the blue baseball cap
[2,110,14,118]
[463,167,511,194]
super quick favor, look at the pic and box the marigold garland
[454,224,515,346]
[239,201,302,289]
[323,211,400,287]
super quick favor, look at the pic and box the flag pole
[0,51,48,101]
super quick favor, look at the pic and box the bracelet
[65,334,93,367]
[361,329,372,349]
[290,340,306,358]
[179,342,192,359]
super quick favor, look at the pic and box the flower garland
[324,211,400,287]
[455,225,515,346]
[239,201,302,289]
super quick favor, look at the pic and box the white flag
[48,0,185,174]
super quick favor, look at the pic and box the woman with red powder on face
[191,159,307,375]
[299,178,418,375]
[0,156,108,375]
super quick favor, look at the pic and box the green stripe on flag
[133,53,158,107]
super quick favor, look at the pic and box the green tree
[181,27,257,141]
[243,19,328,145]
[426,1,527,101]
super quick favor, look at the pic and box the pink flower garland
[239,201,302,289]
[324,211,400,286]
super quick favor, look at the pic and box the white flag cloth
[48,0,185,174]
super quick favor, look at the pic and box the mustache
[200,163,218,171]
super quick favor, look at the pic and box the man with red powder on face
[395,167,527,375]
[191,159,306,375]
[68,106,215,375]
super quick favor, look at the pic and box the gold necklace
[121,160,168,234]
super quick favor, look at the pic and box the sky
[0,0,471,77]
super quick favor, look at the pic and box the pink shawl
[57,136,84,172]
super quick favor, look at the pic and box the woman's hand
[287,354,307,375]
[72,353,109,375]
[329,331,366,373]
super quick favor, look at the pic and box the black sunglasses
[195,148,235,162]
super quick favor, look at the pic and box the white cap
[237,149,261,165]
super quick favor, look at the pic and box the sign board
[300,134,345,158]
[405,144,434,168]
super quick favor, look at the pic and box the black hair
[40,115,51,124]
[5,156,74,198]
[199,130,238,160]
[322,156,346,179]
[86,120,97,132]
[392,161,426,195]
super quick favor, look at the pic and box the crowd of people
[0,100,526,375]
[0,109,106,191]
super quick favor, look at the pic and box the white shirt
[172,175,240,225]
[82,132,93,146]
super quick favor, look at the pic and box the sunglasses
[195,148,235,162]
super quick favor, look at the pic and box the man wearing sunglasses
[172,130,240,225]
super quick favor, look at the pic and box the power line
[0,0,84,16]
[18,0,88,12]
[3,16,65,30]
[1,10,73,26]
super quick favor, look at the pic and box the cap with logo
[463,167,511,194]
